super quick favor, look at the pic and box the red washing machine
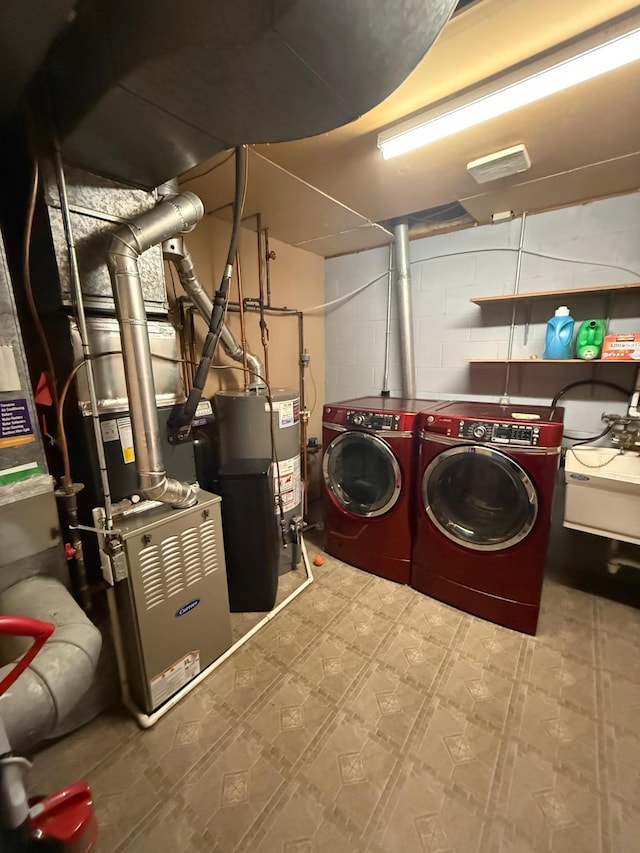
[323,397,444,584]
[411,402,564,634]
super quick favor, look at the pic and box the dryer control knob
[472,423,488,439]
[426,415,435,423]
[352,413,365,425]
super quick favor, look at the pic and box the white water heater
[214,388,302,571]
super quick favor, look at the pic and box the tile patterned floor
[28,541,640,853]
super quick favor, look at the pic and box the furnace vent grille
[200,520,220,576]
[182,527,202,586]
[161,536,184,598]
[139,547,165,610]
[138,519,220,611]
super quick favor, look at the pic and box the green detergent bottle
[576,319,606,360]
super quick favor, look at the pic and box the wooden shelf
[469,359,637,365]
[471,282,640,307]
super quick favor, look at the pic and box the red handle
[0,616,55,697]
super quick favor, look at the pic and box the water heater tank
[214,389,302,571]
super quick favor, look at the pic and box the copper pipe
[264,227,273,308]
[176,297,193,393]
[235,255,250,390]
[301,411,309,516]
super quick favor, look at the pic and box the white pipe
[112,537,315,728]
[501,212,527,403]
[607,538,640,574]
[381,243,394,396]
[628,366,640,418]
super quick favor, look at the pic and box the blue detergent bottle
[543,306,575,359]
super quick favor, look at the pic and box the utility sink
[564,447,640,545]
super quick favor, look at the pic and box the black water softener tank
[214,389,302,575]
[216,458,279,612]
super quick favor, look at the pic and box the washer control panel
[458,420,540,446]
[347,411,401,430]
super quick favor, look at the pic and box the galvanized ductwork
[394,222,416,398]
[42,0,458,188]
[107,192,205,508]
[162,235,266,391]
[0,576,102,752]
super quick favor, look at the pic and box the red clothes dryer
[322,397,443,584]
[411,402,564,634]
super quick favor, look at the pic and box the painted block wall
[325,193,640,438]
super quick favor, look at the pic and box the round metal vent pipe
[394,222,416,398]
[107,192,204,508]
[162,236,266,392]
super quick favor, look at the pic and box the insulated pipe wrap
[0,576,102,752]
[108,192,205,507]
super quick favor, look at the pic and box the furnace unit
[96,492,230,713]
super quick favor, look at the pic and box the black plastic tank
[217,458,279,612]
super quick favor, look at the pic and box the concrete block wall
[325,193,640,438]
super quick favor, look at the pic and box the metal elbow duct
[163,236,266,391]
[220,326,266,391]
[107,192,204,508]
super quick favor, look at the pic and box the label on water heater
[265,398,301,428]
[150,650,200,708]
[279,399,295,428]
[273,454,301,513]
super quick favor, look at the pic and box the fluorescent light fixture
[378,26,640,159]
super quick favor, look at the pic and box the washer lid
[422,445,538,551]
[323,431,401,518]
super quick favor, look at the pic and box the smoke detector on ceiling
[467,144,531,184]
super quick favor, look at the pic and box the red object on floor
[30,783,98,853]
[0,616,98,851]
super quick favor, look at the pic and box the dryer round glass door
[422,445,538,551]
[323,432,401,517]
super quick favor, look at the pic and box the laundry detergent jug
[576,318,606,360]
[543,306,574,360]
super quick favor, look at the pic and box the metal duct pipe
[381,242,394,397]
[0,576,102,752]
[394,222,416,398]
[107,193,204,508]
[162,236,266,391]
